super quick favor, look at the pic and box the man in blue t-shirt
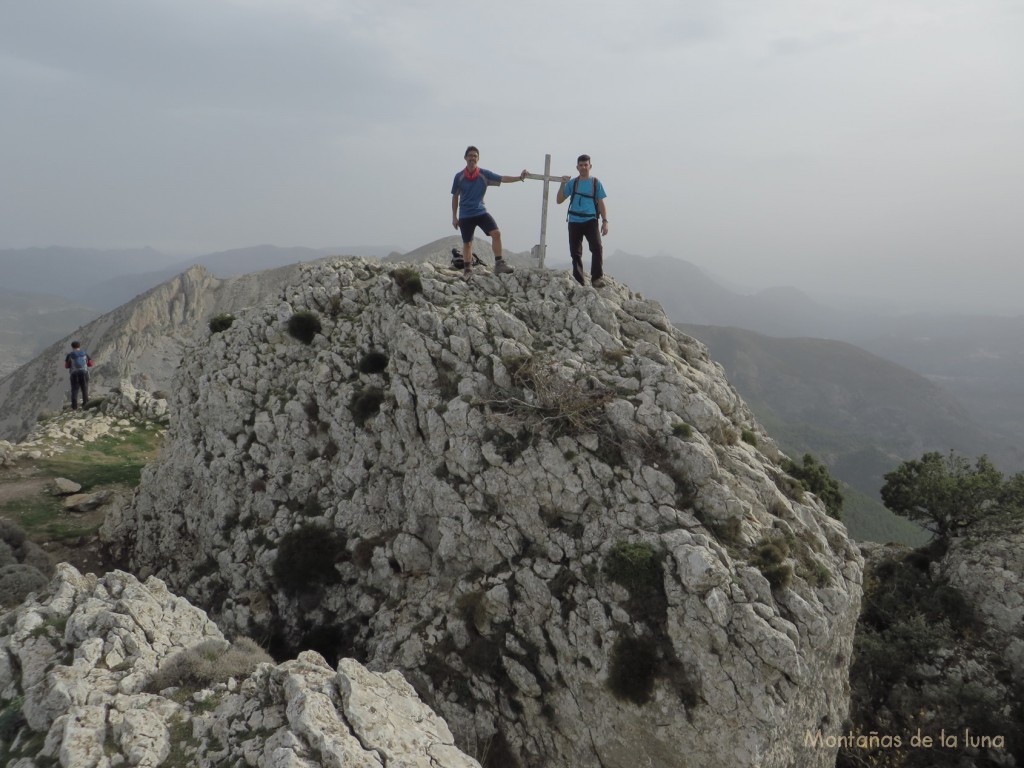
[63,340,93,410]
[556,154,609,287]
[451,146,528,280]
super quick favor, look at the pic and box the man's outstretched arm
[499,170,529,183]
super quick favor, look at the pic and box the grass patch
[35,426,162,489]
[0,425,162,543]
[0,497,102,542]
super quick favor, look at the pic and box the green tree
[782,453,843,518]
[880,451,1011,539]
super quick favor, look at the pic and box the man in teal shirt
[557,154,609,287]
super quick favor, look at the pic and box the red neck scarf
[463,166,480,181]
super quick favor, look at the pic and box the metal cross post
[524,154,568,269]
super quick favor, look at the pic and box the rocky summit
[0,564,480,768]
[114,258,863,767]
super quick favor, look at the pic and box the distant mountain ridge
[678,323,1021,543]
[0,244,401,311]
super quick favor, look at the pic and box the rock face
[940,529,1024,689]
[121,258,863,767]
[0,564,481,768]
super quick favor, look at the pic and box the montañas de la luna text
[804,729,1006,751]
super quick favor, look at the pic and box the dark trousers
[568,219,603,285]
[70,371,89,409]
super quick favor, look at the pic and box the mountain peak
[115,257,861,767]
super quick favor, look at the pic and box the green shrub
[601,348,627,365]
[391,268,423,301]
[740,429,757,446]
[208,314,235,333]
[287,311,322,344]
[672,422,693,439]
[751,538,793,590]
[350,387,384,427]
[456,591,487,630]
[706,516,743,547]
[782,453,843,519]
[358,350,389,374]
[147,637,272,693]
[0,697,25,745]
[0,564,49,609]
[607,635,658,705]
[272,524,346,594]
[603,541,662,595]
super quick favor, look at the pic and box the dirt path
[0,466,116,575]
[0,473,49,505]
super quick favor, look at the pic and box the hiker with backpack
[451,145,528,280]
[64,340,93,410]
[556,154,609,287]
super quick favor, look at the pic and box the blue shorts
[459,213,499,243]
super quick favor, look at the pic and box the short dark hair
[71,340,81,349]
[465,146,480,158]
[577,154,591,163]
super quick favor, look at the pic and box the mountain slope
[679,323,1020,539]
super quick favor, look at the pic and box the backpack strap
[567,177,599,222]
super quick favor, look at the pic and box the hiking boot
[494,259,514,275]
[592,277,606,288]
[461,269,473,282]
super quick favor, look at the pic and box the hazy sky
[2,1,1022,313]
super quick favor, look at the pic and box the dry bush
[490,356,613,437]
[148,637,272,693]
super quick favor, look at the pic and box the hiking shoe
[494,259,514,275]
[461,269,473,282]
[592,278,606,288]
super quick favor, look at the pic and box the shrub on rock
[287,311,322,344]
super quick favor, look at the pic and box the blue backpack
[566,177,601,221]
[68,350,90,371]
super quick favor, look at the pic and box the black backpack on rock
[450,248,487,270]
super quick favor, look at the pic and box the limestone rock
[0,565,481,768]
[120,259,862,767]
[62,490,114,513]
[940,529,1024,686]
[51,477,82,495]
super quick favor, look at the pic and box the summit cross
[523,154,569,269]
